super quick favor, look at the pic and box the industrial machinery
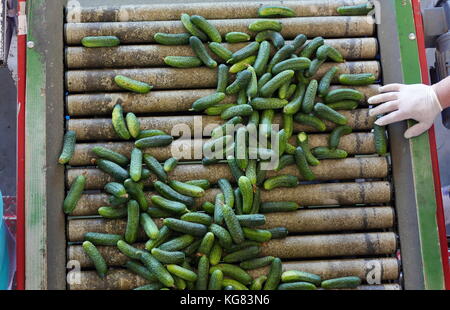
[17,0,450,290]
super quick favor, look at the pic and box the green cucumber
[257,72,272,90]
[58,130,76,164]
[223,245,261,263]
[214,193,225,225]
[268,227,289,239]
[245,160,257,185]
[82,241,108,278]
[285,83,297,100]
[154,32,191,45]
[263,174,298,190]
[329,125,352,149]
[339,73,376,86]
[218,178,235,208]
[311,146,348,159]
[297,132,320,166]
[114,75,152,94]
[258,5,295,17]
[209,241,223,265]
[299,37,324,59]
[189,36,217,68]
[321,276,361,289]
[268,44,295,73]
[125,200,140,244]
[240,256,275,270]
[237,88,248,105]
[281,270,321,285]
[209,223,233,249]
[208,269,224,290]
[256,160,268,186]
[143,154,167,182]
[234,188,244,215]
[325,88,364,103]
[236,214,266,227]
[259,70,295,98]
[272,57,311,75]
[337,3,374,15]
[314,102,348,125]
[302,79,318,114]
[205,104,236,116]
[228,241,260,253]
[169,180,205,198]
[180,13,208,41]
[104,182,128,198]
[239,176,254,214]
[326,100,359,110]
[279,81,290,100]
[98,206,127,219]
[317,44,344,63]
[81,35,120,47]
[111,104,131,140]
[117,240,142,260]
[145,225,171,251]
[159,234,194,251]
[84,232,122,246]
[174,276,187,290]
[97,159,129,181]
[196,255,210,290]
[151,195,188,215]
[242,227,272,242]
[209,42,233,62]
[221,104,253,119]
[125,112,140,138]
[181,212,213,226]
[140,213,159,239]
[255,30,285,49]
[222,278,249,290]
[223,205,245,244]
[151,248,185,264]
[294,146,315,181]
[137,129,167,139]
[183,239,201,256]
[263,257,282,290]
[283,83,306,115]
[228,42,260,64]
[294,113,326,132]
[226,32,251,43]
[249,19,282,32]
[108,195,128,207]
[197,231,215,256]
[277,128,288,156]
[250,187,261,214]
[283,114,294,138]
[164,56,202,68]
[275,154,295,171]
[250,97,288,110]
[229,56,256,73]
[123,178,148,211]
[164,218,208,237]
[91,146,129,166]
[147,207,172,218]
[63,175,86,214]
[139,251,175,287]
[154,180,194,207]
[163,157,178,173]
[227,155,245,183]
[318,66,339,97]
[254,40,271,76]
[225,69,252,95]
[260,201,299,213]
[306,58,326,78]
[135,135,173,148]
[216,64,229,93]
[278,282,317,290]
[202,201,215,215]
[246,66,258,99]
[235,127,249,170]
[250,275,267,290]
[210,264,252,285]
[129,148,142,182]
[374,122,388,155]
[191,15,222,43]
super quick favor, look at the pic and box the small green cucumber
[245,160,257,185]
[151,248,185,264]
[210,264,252,285]
[263,257,282,290]
[249,19,282,32]
[260,201,299,213]
[285,83,297,100]
[91,146,129,166]
[209,241,223,265]
[135,135,173,148]
[216,64,229,93]
[208,269,224,290]
[250,187,261,214]
[278,282,317,290]
[263,174,298,190]
[189,36,217,68]
[254,40,271,76]
[209,223,233,249]
[97,159,129,181]
[140,213,159,239]
[145,225,171,251]
[329,125,352,149]
[239,176,254,214]
[84,232,122,246]
[278,81,290,99]
[151,195,188,215]
[234,187,244,215]
[235,127,249,170]
[299,37,324,59]
[229,55,256,73]
[240,256,275,270]
[181,212,213,226]
[325,88,364,103]
[337,3,374,15]
[246,66,258,99]
[311,146,348,159]
[339,73,376,86]
[268,227,289,239]
[326,100,359,110]
[283,114,294,138]
[317,44,344,63]
[146,207,172,218]
[221,104,253,119]
[154,32,191,45]
[104,182,128,198]
[223,245,261,263]
[257,72,273,90]
[242,227,272,242]
[154,180,195,207]
[98,206,127,219]
[306,58,326,78]
[227,155,245,183]
[196,255,210,290]
[202,201,215,214]
[192,92,226,112]
[169,180,205,198]
[108,195,128,207]
[318,66,339,97]
[250,97,288,110]
[58,130,76,164]
[111,104,131,140]
[117,240,142,260]
[258,5,295,17]
[225,32,250,43]
[255,30,285,49]
[125,200,140,244]
[214,193,225,225]
[275,154,295,171]
[129,148,142,182]
[223,205,245,244]
[236,214,266,227]
[321,276,361,289]
[63,175,86,214]
[163,157,178,173]
[283,83,306,115]
[314,102,348,125]
[205,104,236,116]
[302,79,318,114]
[114,75,152,94]
[225,69,252,95]
[272,57,311,75]
[137,129,167,139]
[143,154,167,182]
[164,56,202,68]
[123,178,148,211]
[259,70,295,98]
[159,234,194,251]
[125,112,140,139]
[209,42,233,61]
[374,122,388,155]
[294,146,315,181]
[228,241,260,253]
[81,35,120,47]
[250,275,268,290]
[197,231,215,256]
[180,13,208,41]
[182,239,202,256]
[293,113,326,132]
[297,132,320,166]
[139,251,175,287]
[82,241,108,278]
[281,270,321,285]
[163,218,208,237]
[218,178,235,208]
[268,44,295,73]
[191,15,222,43]
[228,42,260,64]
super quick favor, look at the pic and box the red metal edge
[16,0,27,290]
[412,0,450,289]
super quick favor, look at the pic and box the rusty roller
[65,17,375,45]
[66,85,380,117]
[247,257,399,281]
[66,157,388,190]
[65,38,378,69]
[261,232,397,259]
[65,61,379,92]
[66,0,368,22]
[67,109,376,141]
[68,133,377,166]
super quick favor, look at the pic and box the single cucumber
[84,232,122,246]
[208,269,224,290]
[214,193,226,225]
[104,182,128,198]
[279,81,291,101]
[154,32,191,45]
[268,44,295,73]
[196,255,210,290]
[191,15,222,43]
[221,103,254,119]
[326,100,359,110]
[297,132,320,166]
[154,180,195,207]
[258,5,296,17]
[294,146,316,181]
[145,225,171,251]
[321,276,361,289]
[236,214,266,227]
[209,241,223,265]
[81,35,120,47]
[58,130,76,164]
[268,227,289,239]
[163,157,178,173]
[82,241,108,278]
[223,245,261,263]
[139,251,175,287]
[223,205,245,244]
[143,154,167,182]
[263,257,282,290]
[250,187,261,214]
[163,218,208,237]
[124,113,140,139]
[255,31,285,49]
[229,55,256,73]
[117,240,143,260]
[250,275,268,290]
[228,241,260,253]
[337,3,374,15]
[97,158,129,181]
[123,178,148,211]
[228,42,260,64]
[281,270,321,285]
[299,37,324,59]
[98,206,127,219]
[222,278,249,290]
[218,178,235,208]
[189,36,217,68]
[209,42,233,61]
[209,223,233,249]
[197,231,215,256]
[302,79,318,114]
[259,70,295,98]
[205,104,236,116]
[151,248,185,264]
[249,19,282,32]
[114,75,152,94]
[239,176,254,214]
[137,129,168,139]
[129,148,142,182]
[91,146,129,166]
[180,13,208,41]
[235,127,248,170]
[272,57,311,75]
[257,72,272,90]
[306,58,326,78]
[317,44,344,63]
[278,282,317,290]
[216,64,229,93]
[254,40,271,76]
[312,146,348,159]
[285,83,297,100]
[243,227,272,242]
[325,88,364,103]
[318,66,339,97]
[374,122,388,155]
[294,113,326,132]
[125,200,140,244]
[234,187,244,215]
[283,83,306,115]
[146,207,172,218]
[63,175,86,214]
[263,174,298,190]
[260,201,299,213]
[210,264,252,285]
[151,195,188,215]
[227,155,245,183]
[225,32,250,43]
[111,104,131,140]
[202,201,215,215]
[245,160,257,185]
[169,180,205,198]
[108,195,128,207]
[164,56,202,68]
[250,97,288,110]
[275,154,295,172]
[181,212,213,226]
[339,73,376,85]
[225,69,252,95]
[283,114,294,139]
[135,135,173,148]
[246,66,258,99]
[140,213,159,239]
[329,125,352,149]
[240,256,275,270]
[159,234,194,251]
[174,276,187,290]
[183,239,202,256]
[314,102,348,125]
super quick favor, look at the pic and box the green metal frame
[393,0,445,289]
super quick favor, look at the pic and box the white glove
[368,83,443,138]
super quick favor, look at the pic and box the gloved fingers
[375,110,408,126]
[379,83,404,93]
[368,92,399,105]
[404,122,431,139]
[369,100,399,117]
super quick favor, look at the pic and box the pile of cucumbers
[59,3,386,290]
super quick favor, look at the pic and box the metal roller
[65,38,378,69]
[66,0,368,22]
[68,269,149,290]
[263,207,395,233]
[69,133,377,166]
[66,85,380,117]
[65,17,375,45]
[66,157,389,190]
[260,233,397,259]
[67,109,375,141]
[247,257,399,281]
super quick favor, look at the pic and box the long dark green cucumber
[293,113,326,132]
[263,257,282,290]
[312,146,348,159]
[297,132,320,166]
[216,64,229,93]
[302,79,318,114]
[223,245,261,263]
[81,35,120,47]
[139,251,175,287]
[91,146,129,166]
[164,218,207,237]
[209,42,233,61]
[63,175,85,214]
[374,122,388,155]
[294,146,315,181]
[299,37,324,59]
[228,41,260,64]
[313,102,348,125]
[209,223,233,249]
[151,195,188,214]
[189,36,217,68]
[329,125,352,149]
[125,200,140,244]
[321,276,361,289]
[268,227,289,239]
[143,154,167,182]
[250,187,261,214]
[243,227,272,242]
[240,256,275,270]
[82,241,108,278]
[180,13,208,41]
[191,15,222,43]
[272,57,311,75]
[260,201,299,213]
[111,103,131,140]
[283,83,306,115]
[124,178,148,211]
[225,69,252,95]
[263,174,298,190]
[258,5,296,17]
[208,269,224,290]
[291,34,308,50]
[196,255,209,290]
[281,270,321,285]
[147,207,172,218]
[164,56,202,68]
[210,264,252,285]
[325,88,364,103]
[318,66,339,97]
[254,40,271,76]
[181,212,213,226]
[58,130,76,164]
[84,232,122,246]
[135,135,173,148]
[337,3,374,15]
[158,234,194,251]
[232,188,243,216]
[218,178,235,208]
[225,31,250,43]
[154,180,194,207]
[154,32,191,45]
[108,195,128,207]
[339,73,376,86]
[255,30,285,49]
[151,248,185,264]
[114,75,152,94]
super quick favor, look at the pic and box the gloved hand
[368,83,443,138]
